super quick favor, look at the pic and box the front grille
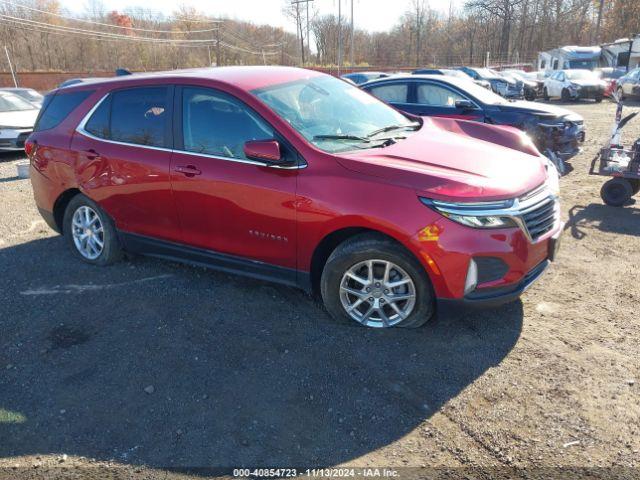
[517,188,558,241]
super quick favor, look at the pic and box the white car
[542,69,606,102]
[0,87,44,107]
[0,91,39,152]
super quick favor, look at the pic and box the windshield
[0,92,37,111]
[568,60,597,70]
[19,89,44,102]
[452,79,508,105]
[442,69,471,80]
[474,68,500,78]
[566,70,598,80]
[253,75,417,153]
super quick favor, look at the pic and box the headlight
[419,198,519,229]
[546,161,560,193]
[569,83,581,90]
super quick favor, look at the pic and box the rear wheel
[525,89,536,101]
[320,234,435,328]
[63,194,123,265]
[600,178,633,207]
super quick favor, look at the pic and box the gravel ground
[0,100,638,480]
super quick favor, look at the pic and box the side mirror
[455,99,476,110]
[244,140,282,163]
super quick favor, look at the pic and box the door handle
[84,149,101,160]
[174,165,202,177]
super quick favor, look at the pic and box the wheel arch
[53,188,82,233]
[309,226,432,296]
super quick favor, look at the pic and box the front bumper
[438,259,549,308]
[411,190,563,308]
[569,87,604,100]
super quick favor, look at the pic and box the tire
[63,194,123,265]
[320,233,435,329]
[595,95,603,103]
[525,90,536,101]
[543,87,549,101]
[561,88,571,102]
[630,179,640,195]
[600,178,633,207]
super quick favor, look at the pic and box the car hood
[338,119,547,202]
[496,101,583,121]
[0,109,38,128]
[570,79,606,88]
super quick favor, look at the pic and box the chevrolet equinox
[27,67,562,328]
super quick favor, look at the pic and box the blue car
[361,74,585,163]
[341,71,389,85]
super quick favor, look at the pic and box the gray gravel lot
[0,100,639,479]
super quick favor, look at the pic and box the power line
[0,0,221,34]
[0,13,216,43]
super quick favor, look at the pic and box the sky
[60,0,464,33]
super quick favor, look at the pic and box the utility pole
[4,45,17,87]
[337,0,342,74]
[215,25,221,66]
[350,0,354,68]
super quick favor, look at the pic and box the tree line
[0,0,638,74]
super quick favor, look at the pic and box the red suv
[27,67,562,328]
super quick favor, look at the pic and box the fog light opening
[464,259,478,295]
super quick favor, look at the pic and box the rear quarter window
[34,90,93,132]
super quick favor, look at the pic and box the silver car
[0,91,39,151]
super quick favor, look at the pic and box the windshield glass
[20,89,44,102]
[568,60,597,70]
[253,75,417,153]
[474,68,500,78]
[451,79,508,105]
[0,92,37,111]
[566,70,598,80]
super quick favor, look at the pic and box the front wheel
[321,234,435,328]
[543,87,550,101]
[63,194,123,265]
[561,88,571,102]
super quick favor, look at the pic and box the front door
[170,86,298,270]
[402,82,485,121]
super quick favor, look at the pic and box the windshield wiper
[313,134,370,142]
[366,122,420,138]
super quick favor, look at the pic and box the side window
[367,83,408,103]
[181,87,274,160]
[541,60,546,69]
[416,83,466,107]
[552,59,559,70]
[110,87,169,147]
[35,90,93,132]
[84,95,111,139]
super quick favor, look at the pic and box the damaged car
[361,74,584,173]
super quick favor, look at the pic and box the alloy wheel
[71,206,104,260]
[339,259,416,328]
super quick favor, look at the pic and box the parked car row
[26,66,562,329]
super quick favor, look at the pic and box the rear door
[72,85,182,243]
[364,81,412,113]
